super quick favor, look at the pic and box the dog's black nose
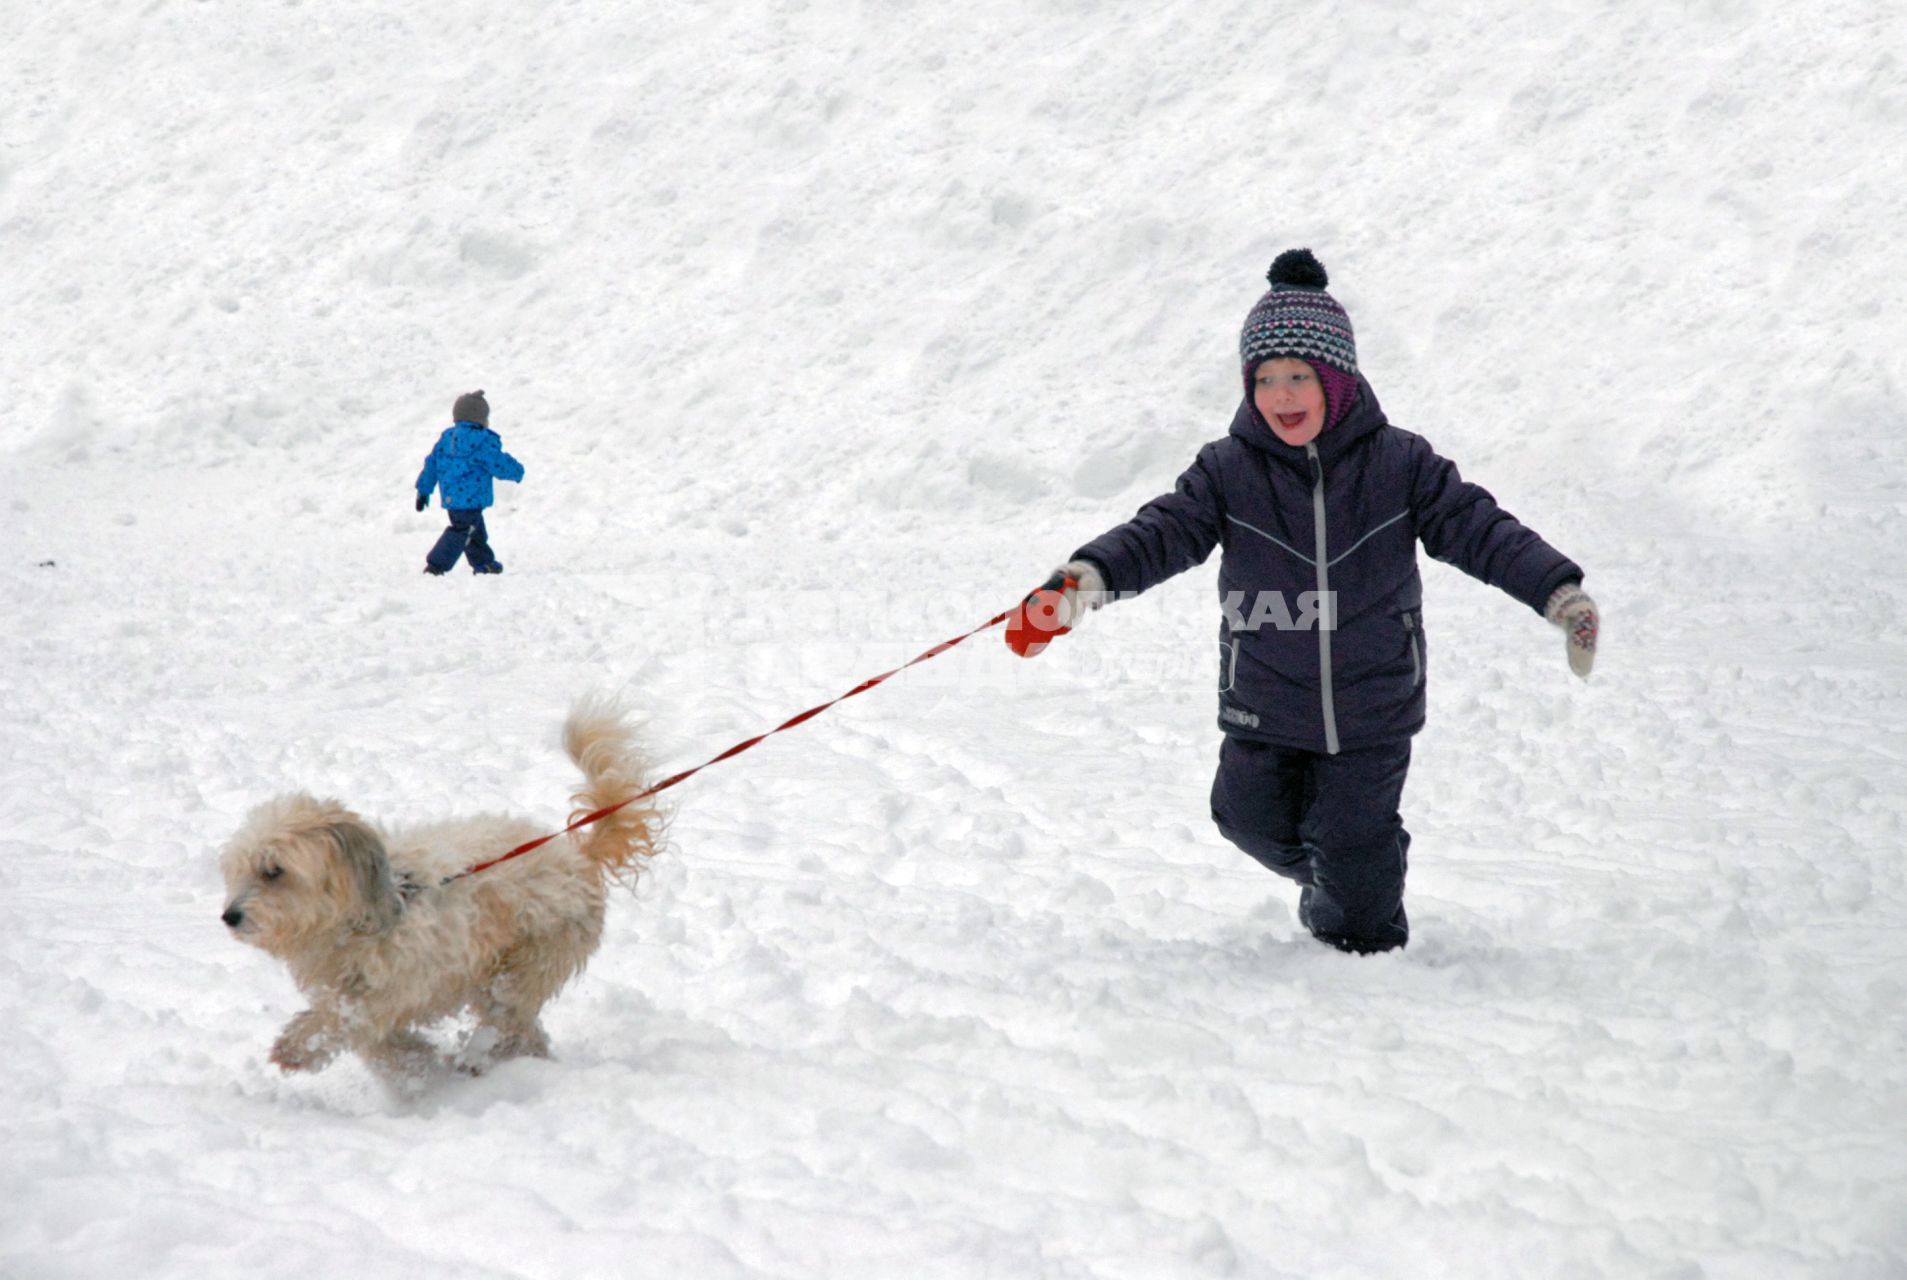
[222,907,244,928]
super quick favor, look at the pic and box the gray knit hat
[452,390,490,426]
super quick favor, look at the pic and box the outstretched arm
[1410,435,1597,677]
[1409,437,1580,614]
[1009,446,1225,656]
[1068,443,1227,599]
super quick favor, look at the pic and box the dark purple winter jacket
[1071,377,1582,754]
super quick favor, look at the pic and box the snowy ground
[5,2,1907,1277]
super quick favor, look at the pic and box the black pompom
[1267,248,1328,290]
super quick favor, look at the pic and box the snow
[4,0,1906,1276]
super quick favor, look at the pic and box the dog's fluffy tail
[563,697,664,886]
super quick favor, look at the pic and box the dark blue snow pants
[1210,736,1412,954]
[425,508,498,573]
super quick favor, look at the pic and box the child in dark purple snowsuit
[1033,249,1599,954]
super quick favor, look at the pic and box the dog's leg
[361,1029,444,1086]
[270,1007,343,1073]
[475,980,554,1063]
[474,932,595,1063]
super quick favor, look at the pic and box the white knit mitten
[1544,582,1599,679]
[1054,559,1109,629]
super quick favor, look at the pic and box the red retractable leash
[1003,569,1079,658]
[445,573,1077,885]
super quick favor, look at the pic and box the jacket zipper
[1306,443,1340,754]
[1404,610,1422,687]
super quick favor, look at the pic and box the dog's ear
[328,818,403,933]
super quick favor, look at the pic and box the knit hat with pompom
[1238,249,1360,431]
[452,390,490,426]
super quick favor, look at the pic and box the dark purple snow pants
[1210,736,1412,954]
[426,508,498,573]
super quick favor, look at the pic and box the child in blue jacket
[1027,249,1599,955]
[415,390,525,575]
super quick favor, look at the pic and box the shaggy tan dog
[219,700,661,1083]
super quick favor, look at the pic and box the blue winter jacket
[1072,377,1581,754]
[416,422,525,510]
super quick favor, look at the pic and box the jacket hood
[1230,373,1388,466]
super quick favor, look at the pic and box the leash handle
[1004,570,1078,658]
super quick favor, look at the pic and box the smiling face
[1251,357,1327,447]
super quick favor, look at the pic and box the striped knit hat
[1239,249,1359,430]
